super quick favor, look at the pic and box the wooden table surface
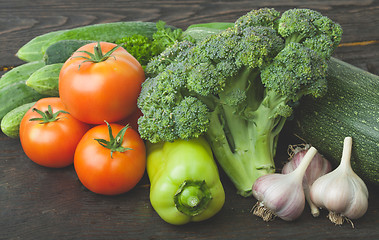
[1,0,378,239]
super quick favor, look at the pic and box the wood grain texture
[1,1,379,239]
[1,0,378,69]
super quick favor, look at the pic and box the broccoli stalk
[138,8,342,197]
[207,91,288,195]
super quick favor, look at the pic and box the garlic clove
[274,181,305,221]
[252,147,318,221]
[338,172,368,219]
[311,173,352,213]
[310,137,369,227]
[252,173,305,221]
[282,144,332,217]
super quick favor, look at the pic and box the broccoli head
[137,8,342,197]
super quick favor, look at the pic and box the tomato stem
[94,121,133,158]
[29,105,69,123]
[74,42,122,67]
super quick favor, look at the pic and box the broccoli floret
[236,26,286,68]
[145,40,195,77]
[173,97,210,139]
[138,8,342,197]
[234,8,280,29]
[278,8,342,58]
[261,42,328,101]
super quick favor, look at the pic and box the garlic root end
[327,212,355,228]
[251,201,277,222]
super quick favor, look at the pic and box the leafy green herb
[116,21,191,68]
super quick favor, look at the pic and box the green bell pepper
[147,137,225,225]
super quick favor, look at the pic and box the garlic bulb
[282,144,332,217]
[252,147,318,221]
[310,137,369,227]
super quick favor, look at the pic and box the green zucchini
[17,21,160,62]
[0,61,45,89]
[183,22,234,42]
[43,40,95,65]
[1,101,35,138]
[0,81,47,120]
[26,63,63,96]
[186,22,235,30]
[293,57,379,185]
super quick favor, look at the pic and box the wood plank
[0,0,378,68]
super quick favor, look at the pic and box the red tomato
[74,122,146,195]
[59,42,145,124]
[117,107,143,132]
[19,97,90,168]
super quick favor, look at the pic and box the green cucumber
[1,102,35,138]
[0,61,47,121]
[0,61,45,89]
[17,21,160,62]
[43,40,95,65]
[293,57,379,185]
[0,81,47,120]
[26,63,63,96]
[15,30,67,62]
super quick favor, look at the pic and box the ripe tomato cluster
[19,42,146,195]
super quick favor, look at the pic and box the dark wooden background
[1,1,378,239]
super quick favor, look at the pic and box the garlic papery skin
[310,137,369,227]
[252,147,318,221]
[282,145,332,217]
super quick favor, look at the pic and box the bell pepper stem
[174,180,212,216]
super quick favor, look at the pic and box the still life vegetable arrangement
[0,7,377,227]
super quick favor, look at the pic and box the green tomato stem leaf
[73,42,121,69]
[29,105,69,123]
[94,121,133,158]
